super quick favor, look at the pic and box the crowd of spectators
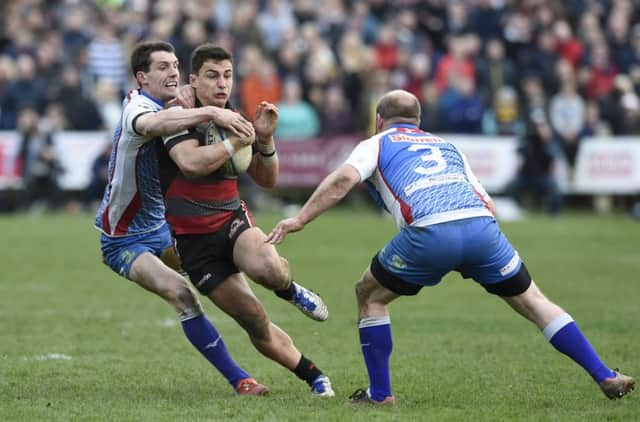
[2,0,639,136]
[1,0,639,212]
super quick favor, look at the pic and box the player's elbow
[135,122,153,137]
[181,169,200,179]
[337,165,361,185]
[175,157,206,178]
[333,171,359,195]
[180,162,207,178]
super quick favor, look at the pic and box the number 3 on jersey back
[408,144,447,175]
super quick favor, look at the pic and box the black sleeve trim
[164,132,197,152]
[132,111,153,136]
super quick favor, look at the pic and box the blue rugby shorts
[377,217,521,287]
[100,222,173,278]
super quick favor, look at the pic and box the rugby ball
[205,121,254,176]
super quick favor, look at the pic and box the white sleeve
[343,136,380,181]
[122,97,158,136]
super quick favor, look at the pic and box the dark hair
[376,90,421,121]
[190,44,232,74]
[130,40,175,77]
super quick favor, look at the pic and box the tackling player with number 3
[157,44,334,397]
[267,89,635,404]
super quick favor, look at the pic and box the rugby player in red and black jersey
[157,44,334,397]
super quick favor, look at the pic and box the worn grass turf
[1,210,638,421]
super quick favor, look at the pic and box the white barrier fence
[1,131,639,194]
[572,136,640,194]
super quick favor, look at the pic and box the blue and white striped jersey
[95,90,166,237]
[345,123,493,229]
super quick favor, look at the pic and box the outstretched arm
[266,164,361,244]
[136,105,254,138]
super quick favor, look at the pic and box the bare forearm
[172,137,247,178]
[297,166,359,225]
[186,143,231,176]
[138,106,219,137]
[265,165,360,245]
[250,136,278,187]
[251,158,278,187]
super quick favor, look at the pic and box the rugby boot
[310,375,335,397]
[235,378,270,396]
[349,388,396,405]
[599,369,635,399]
[289,282,329,321]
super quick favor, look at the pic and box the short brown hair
[130,40,175,77]
[190,44,232,74]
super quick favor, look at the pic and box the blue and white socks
[357,311,614,402]
[181,314,250,388]
[359,316,393,401]
[542,313,615,383]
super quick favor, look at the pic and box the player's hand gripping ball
[205,121,254,177]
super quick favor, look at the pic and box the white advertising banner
[447,135,519,193]
[1,131,639,195]
[53,132,110,190]
[573,137,640,194]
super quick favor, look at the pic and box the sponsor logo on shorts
[196,273,212,287]
[390,254,406,269]
[499,252,520,276]
[120,250,136,265]
[228,218,245,239]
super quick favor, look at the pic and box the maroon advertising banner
[1,130,637,193]
[276,135,361,188]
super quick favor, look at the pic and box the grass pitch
[0,208,638,421]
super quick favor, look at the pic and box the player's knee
[355,279,370,306]
[255,254,289,290]
[278,256,291,279]
[171,284,203,318]
[518,281,560,311]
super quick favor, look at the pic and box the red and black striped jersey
[157,123,241,235]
